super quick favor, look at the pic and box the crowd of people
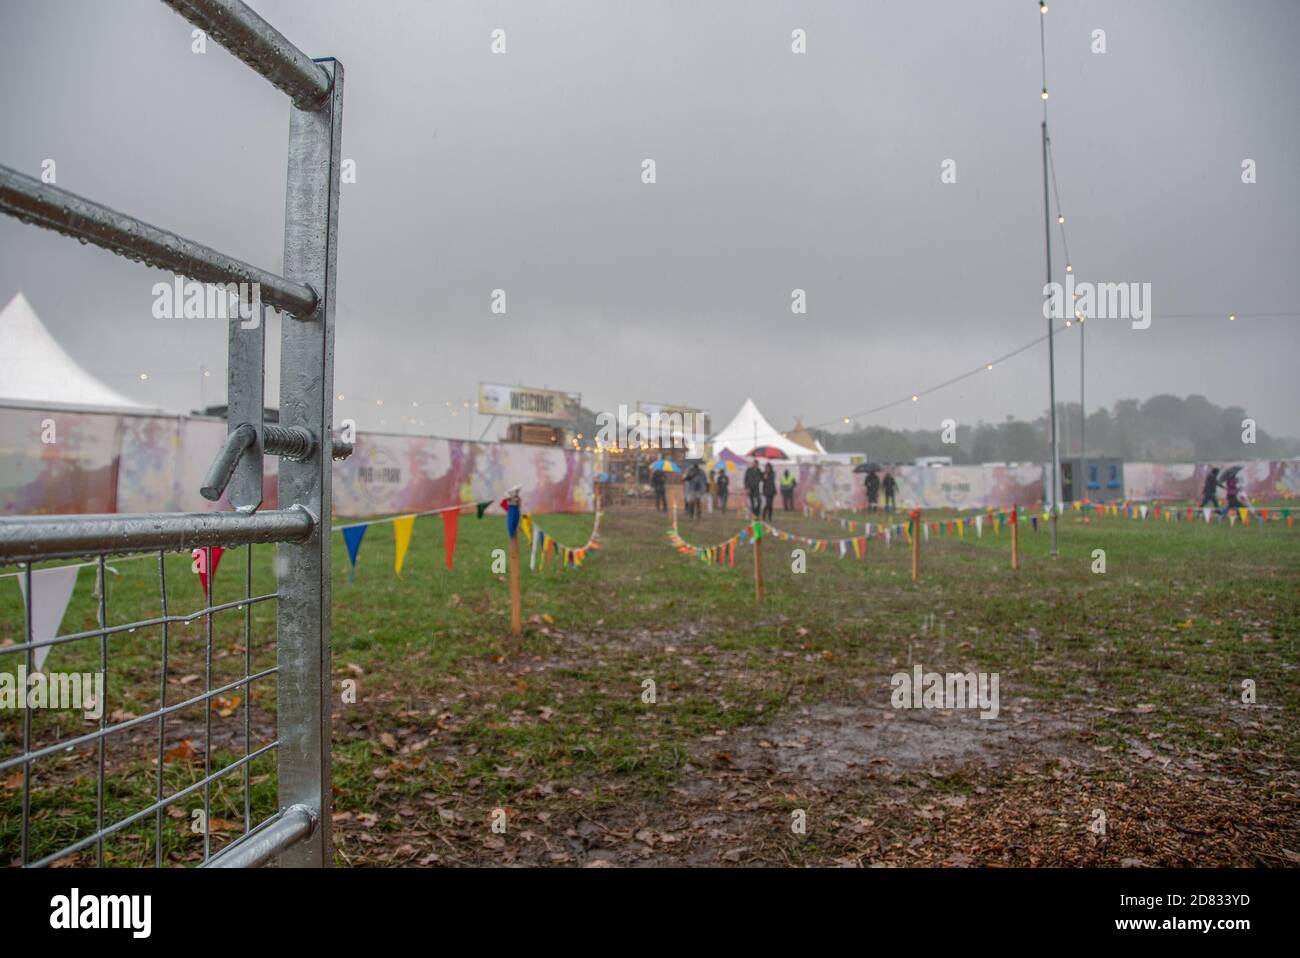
[656,458,905,522]
[654,458,802,522]
[655,460,1253,523]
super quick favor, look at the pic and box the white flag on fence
[1203,507,1212,524]
[975,515,984,538]
[16,565,80,671]
[1139,505,1149,520]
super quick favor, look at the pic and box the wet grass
[2,501,1297,865]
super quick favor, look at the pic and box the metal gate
[0,0,346,867]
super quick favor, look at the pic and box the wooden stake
[1010,510,1021,570]
[753,526,765,605]
[910,509,921,582]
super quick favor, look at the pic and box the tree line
[809,394,1300,465]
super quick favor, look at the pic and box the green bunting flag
[475,500,492,519]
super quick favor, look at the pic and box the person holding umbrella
[684,461,707,521]
[1200,466,1221,509]
[1223,466,1245,511]
[744,459,763,517]
[865,468,881,513]
[651,462,668,512]
[761,462,777,521]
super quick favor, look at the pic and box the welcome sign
[477,383,580,422]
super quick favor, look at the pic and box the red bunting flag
[193,546,224,600]
[441,509,460,570]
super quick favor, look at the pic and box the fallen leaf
[164,739,196,764]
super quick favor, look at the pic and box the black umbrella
[852,463,882,474]
[1220,465,1243,481]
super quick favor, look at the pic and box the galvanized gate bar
[161,0,332,111]
[0,506,312,561]
[0,0,341,868]
[225,305,266,511]
[274,56,343,867]
[203,803,316,868]
[0,167,318,318]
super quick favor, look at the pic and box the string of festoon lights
[331,394,478,433]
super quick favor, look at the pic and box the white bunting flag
[1203,507,1212,524]
[975,515,984,538]
[16,564,81,671]
[1139,505,1149,520]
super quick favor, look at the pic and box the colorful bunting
[16,564,81,670]
[392,515,415,575]
[192,546,224,600]
[342,524,368,582]
[440,509,460,570]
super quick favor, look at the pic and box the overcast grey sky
[2,0,1298,441]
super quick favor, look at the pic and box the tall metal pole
[1042,120,1060,556]
[1080,318,1086,500]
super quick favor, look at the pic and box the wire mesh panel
[0,546,283,866]
[0,0,345,868]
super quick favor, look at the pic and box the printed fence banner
[332,432,594,517]
[793,462,1044,512]
[1,404,594,518]
[0,406,120,514]
[1123,460,1300,502]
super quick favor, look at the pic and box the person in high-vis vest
[780,469,797,511]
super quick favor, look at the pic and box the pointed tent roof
[712,398,821,461]
[784,417,827,456]
[0,291,153,410]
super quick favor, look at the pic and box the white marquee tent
[0,291,154,410]
[711,397,822,461]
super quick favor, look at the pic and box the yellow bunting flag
[393,514,416,575]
